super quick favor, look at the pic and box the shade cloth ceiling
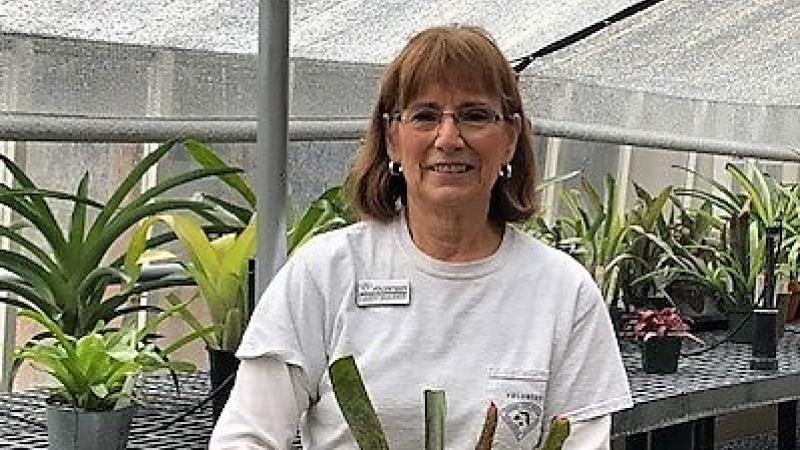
[1,1,639,60]
[1,0,798,115]
[526,0,800,106]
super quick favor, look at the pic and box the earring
[499,162,512,179]
[388,160,403,176]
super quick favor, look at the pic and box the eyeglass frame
[382,106,519,134]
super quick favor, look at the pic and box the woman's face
[387,83,520,216]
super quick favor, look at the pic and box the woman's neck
[404,204,503,262]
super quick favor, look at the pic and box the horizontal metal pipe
[536,119,800,163]
[0,112,798,162]
[0,113,364,143]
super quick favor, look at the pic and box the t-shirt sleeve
[545,276,633,422]
[235,254,329,401]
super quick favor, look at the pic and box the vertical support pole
[745,105,769,181]
[711,106,734,209]
[138,49,175,329]
[781,107,800,184]
[778,400,797,450]
[0,37,34,392]
[683,101,709,206]
[257,0,290,294]
[541,82,573,224]
[614,92,645,216]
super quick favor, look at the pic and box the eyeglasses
[384,106,514,135]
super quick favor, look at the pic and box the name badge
[356,279,410,307]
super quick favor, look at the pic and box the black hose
[511,0,667,73]
[681,310,754,357]
[147,371,236,432]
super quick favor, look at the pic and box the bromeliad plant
[183,140,355,256]
[127,213,257,352]
[632,307,702,344]
[14,306,195,412]
[329,356,571,450]
[672,162,789,311]
[287,186,354,254]
[0,140,242,339]
[617,183,676,307]
[542,175,632,306]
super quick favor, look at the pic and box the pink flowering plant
[633,308,704,344]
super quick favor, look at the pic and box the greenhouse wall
[2,31,799,390]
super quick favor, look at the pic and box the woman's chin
[411,187,489,214]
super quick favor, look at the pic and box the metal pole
[257,0,290,293]
[0,112,797,163]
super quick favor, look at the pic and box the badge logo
[500,401,542,441]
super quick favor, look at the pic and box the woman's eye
[459,108,494,123]
[409,109,440,123]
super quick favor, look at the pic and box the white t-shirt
[236,217,632,449]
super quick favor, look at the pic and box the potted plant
[633,307,701,374]
[14,306,194,450]
[127,212,256,421]
[661,198,729,329]
[618,183,675,308]
[542,175,633,308]
[673,162,793,340]
[0,140,242,340]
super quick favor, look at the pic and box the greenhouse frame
[0,0,799,448]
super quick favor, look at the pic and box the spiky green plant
[0,140,242,339]
[15,305,195,412]
[287,186,354,254]
[127,213,256,351]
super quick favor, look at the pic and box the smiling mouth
[426,163,474,174]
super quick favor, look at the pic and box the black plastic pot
[727,310,754,344]
[642,335,682,374]
[208,348,240,423]
[46,404,135,450]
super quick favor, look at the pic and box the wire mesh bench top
[0,371,214,449]
[613,324,800,436]
[1,329,800,447]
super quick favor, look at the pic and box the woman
[210,25,631,449]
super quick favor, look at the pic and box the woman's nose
[434,114,464,151]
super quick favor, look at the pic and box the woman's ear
[504,114,523,161]
[385,123,399,160]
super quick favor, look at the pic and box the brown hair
[345,25,538,224]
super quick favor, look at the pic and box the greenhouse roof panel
[527,0,800,105]
[0,0,639,61]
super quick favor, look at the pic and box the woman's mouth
[426,163,473,174]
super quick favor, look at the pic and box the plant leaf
[183,139,256,207]
[425,389,446,450]
[329,356,389,450]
